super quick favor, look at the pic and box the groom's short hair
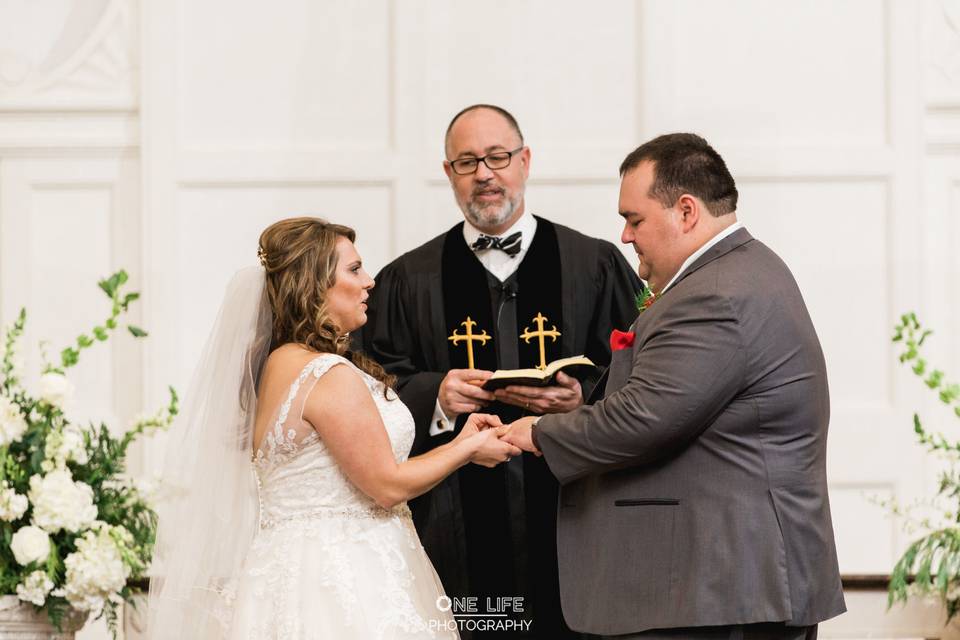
[620,133,738,216]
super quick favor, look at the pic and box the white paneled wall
[3,0,960,637]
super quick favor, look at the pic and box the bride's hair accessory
[256,245,268,267]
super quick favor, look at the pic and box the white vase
[0,595,87,639]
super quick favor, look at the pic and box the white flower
[28,470,97,533]
[0,482,28,521]
[10,525,51,566]
[15,570,53,606]
[0,395,28,446]
[59,525,130,613]
[43,423,89,468]
[38,372,73,409]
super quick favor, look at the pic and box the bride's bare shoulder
[258,344,325,392]
[265,343,322,368]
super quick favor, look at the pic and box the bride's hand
[467,425,522,468]
[453,413,503,444]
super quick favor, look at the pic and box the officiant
[362,104,641,638]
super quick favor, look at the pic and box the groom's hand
[494,371,582,414]
[501,416,541,456]
[439,369,495,417]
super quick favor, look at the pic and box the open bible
[481,355,597,391]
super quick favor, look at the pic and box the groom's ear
[677,194,700,232]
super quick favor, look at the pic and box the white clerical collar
[461,212,537,283]
[659,220,743,295]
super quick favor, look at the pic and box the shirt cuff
[429,399,455,437]
[531,416,542,450]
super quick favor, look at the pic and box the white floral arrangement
[0,271,176,634]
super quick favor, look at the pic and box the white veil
[147,266,272,638]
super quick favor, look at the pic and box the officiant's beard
[460,188,524,232]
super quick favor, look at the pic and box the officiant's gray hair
[619,133,738,217]
[257,217,394,395]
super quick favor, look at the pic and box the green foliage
[0,270,174,637]
[889,312,960,620]
[57,270,148,371]
[635,287,655,312]
[1,309,26,394]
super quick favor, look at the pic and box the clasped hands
[442,368,575,467]
[456,414,543,468]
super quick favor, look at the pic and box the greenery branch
[56,270,148,373]
[888,312,960,619]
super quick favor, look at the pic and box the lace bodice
[252,354,415,528]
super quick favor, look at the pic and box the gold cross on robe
[520,312,561,370]
[447,316,491,369]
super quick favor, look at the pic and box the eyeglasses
[447,146,524,175]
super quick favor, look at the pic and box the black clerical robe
[362,217,642,639]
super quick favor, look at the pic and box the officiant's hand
[439,369,495,418]
[493,371,582,414]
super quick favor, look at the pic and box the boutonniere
[610,329,635,352]
[635,288,656,313]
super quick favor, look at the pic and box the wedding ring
[524,401,530,410]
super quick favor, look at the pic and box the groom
[504,133,846,639]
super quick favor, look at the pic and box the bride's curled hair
[258,217,394,392]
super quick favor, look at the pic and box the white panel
[923,0,960,107]
[178,0,390,150]
[26,186,116,424]
[0,0,137,110]
[421,0,637,152]
[408,183,462,256]
[526,181,633,263]
[953,179,960,371]
[172,184,391,382]
[640,0,888,147]
[737,179,890,410]
[0,156,143,558]
[830,486,896,574]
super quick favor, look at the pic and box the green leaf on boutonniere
[635,288,655,312]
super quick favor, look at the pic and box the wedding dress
[225,353,459,639]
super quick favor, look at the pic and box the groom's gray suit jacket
[536,228,846,635]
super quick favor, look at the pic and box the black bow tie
[470,231,522,258]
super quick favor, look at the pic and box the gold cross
[447,316,491,369]
[520,312,561,370]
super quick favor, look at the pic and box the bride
[147,217,520,638]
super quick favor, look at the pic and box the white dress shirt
[430,213,538,436]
